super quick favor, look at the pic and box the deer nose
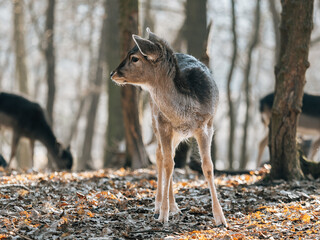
[110,71,115,77]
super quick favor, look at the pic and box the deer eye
[131,56,139,63]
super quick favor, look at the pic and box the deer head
[55,144,73,170]
[110,28,176,89]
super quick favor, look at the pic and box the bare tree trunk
[239,0,260,169]
[13,0,32,169]
[119,0,150,169]
[79,0,108,170]
[185,0,207,57]
[226,0,238,170]
[44,0,56,126]
[13,0,29,94]
[270,0,314,180]
[268,0,281,64]
[104,0,125,168]
[43,0,56,169]
[142,0,154,36]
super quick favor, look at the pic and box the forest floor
[0,165,320,239]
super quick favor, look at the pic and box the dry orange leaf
[301,213,311,223]
[87,211,95,217]
[0,234,9,239]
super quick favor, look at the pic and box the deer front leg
[195,128,227,227]
[155,155,178,219]
[8,131,20,168]
[157,128,174,223]
[154,143,163,219]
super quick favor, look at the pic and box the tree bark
[44,0,56,126]
[268,0,281,64]
[13,0,32,169]
[13,0,29,94]
[79,0,108,170]
[239,0,260,169]
[185,0,207,57]
[104,0,125,168]
[119,0,150,169]
[270,0,314,180]
[226,0,238,170]
[142,0,155,36]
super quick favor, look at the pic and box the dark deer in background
[111,28,227,226]
[257,92,320,166]
[0,154,7,168]
[0,92,73,170]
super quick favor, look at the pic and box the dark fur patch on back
[0,92,52,139]
[174,53,213,104]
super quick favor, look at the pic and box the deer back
[111,29,219,124]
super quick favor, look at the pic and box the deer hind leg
[195,126,227,227]
[30,139,35,168]
[309,137,320,160]
[8,131,20,167]
[257,134,268,167]
[169,175,179,214]
[168,137,182,215]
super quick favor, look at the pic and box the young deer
[111,28,227,226]
[0,92,73,170]
[257,92,320,166]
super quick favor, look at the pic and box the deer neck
[37,126,60,159]
[149,71,191,123]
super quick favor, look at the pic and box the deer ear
[132,34,159,61]
[146,27,160,43]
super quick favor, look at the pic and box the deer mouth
[111,75,127,86]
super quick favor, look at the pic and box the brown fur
[111,28,227,226]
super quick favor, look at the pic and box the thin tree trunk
[66,96,85,146]
[185,0,207,57]
[13,0,28,94]
[226,0,238,170]
[239,0,260,169]
[79,0,108,170]
[13,0,32,169]
[119,0,150,169]
[142,0,154,36]
[104,0,125,168]
[67,2,95,153]
[44,0,56,126]
[270,0,314,180]
[268,0,281,64]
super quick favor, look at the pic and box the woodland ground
[0,165,320,239]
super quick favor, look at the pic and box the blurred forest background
[1,0,320,171]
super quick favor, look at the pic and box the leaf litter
[0,165,320,239]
